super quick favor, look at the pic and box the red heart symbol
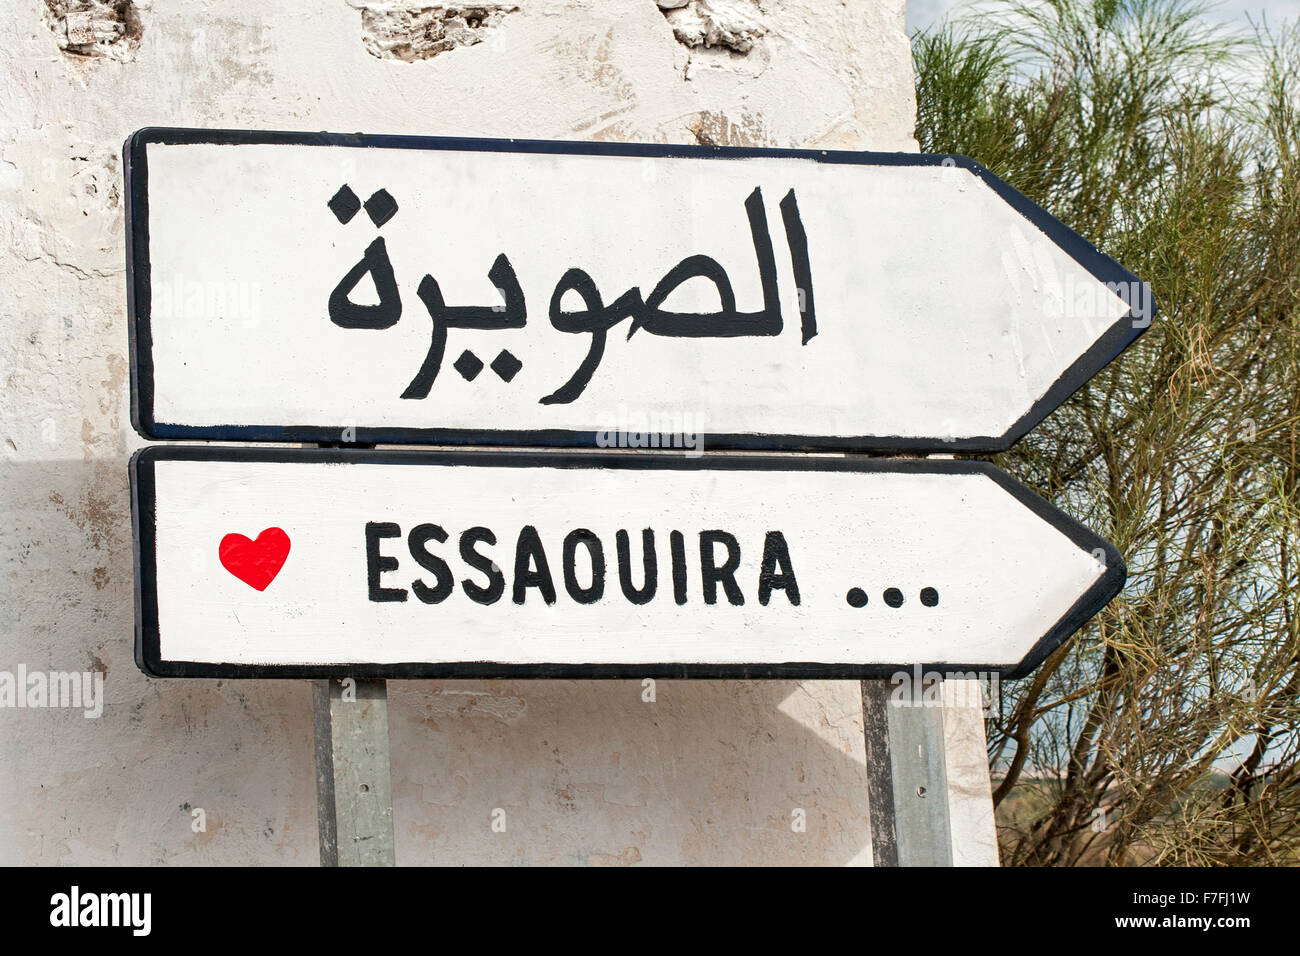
[219,527,291,591]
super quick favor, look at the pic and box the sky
[906,0,1300,33]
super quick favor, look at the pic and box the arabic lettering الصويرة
[326,185,817,404]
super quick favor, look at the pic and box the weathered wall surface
[0,0,996,866]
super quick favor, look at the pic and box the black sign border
[131,445,1126,680]
[125,127,1154,453]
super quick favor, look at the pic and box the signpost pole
[862,679,954,866]
[313,678,396,867]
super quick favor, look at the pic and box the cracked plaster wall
[0,0,998,866]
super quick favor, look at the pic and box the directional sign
[130,447,1125,678]
[125,128,1153,452]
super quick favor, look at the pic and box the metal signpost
[125,128,1152,866]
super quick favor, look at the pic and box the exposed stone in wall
[688,108,770,146]
[43,0,142,61]
[657,0,765,56]
[352,3,519,61]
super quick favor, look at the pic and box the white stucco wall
[1,0,999,865]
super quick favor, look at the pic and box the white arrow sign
[130,447,1124,678]
[126,129,1152,452]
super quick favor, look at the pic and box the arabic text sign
[127,129,1152,451]
[131,447,1125,678]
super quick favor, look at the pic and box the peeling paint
[688,108,769,146]
[658,0,764,55]
[43,0,142,61]
[46,465,123,552]
[351,3,519,61]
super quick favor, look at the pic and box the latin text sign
[131,448,1125,678]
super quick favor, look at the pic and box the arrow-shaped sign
[125,129,1153,452]
[130,447,1124,679]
